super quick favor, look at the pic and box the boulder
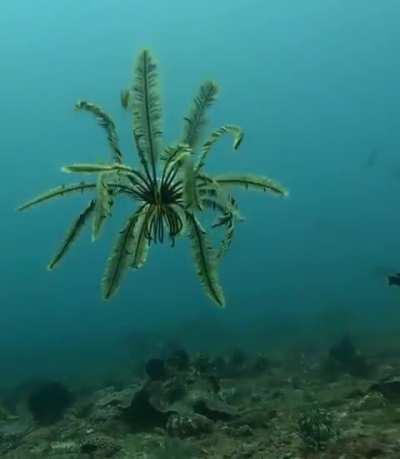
[166,413,213,438]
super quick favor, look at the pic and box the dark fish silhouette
[371,265,396,279]
[387,273,400,287]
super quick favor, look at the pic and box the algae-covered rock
[231,408,276,429]
[126,378,231,428]
[80,433,121,457]
[229,424,254,437]
[166,413,213,437]
[353,391,387,411]
[296,405,339,451]
[89,386,134,423]
[50,440,79,454]
[123,366,235,431]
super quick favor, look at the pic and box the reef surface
[1,342,400,458]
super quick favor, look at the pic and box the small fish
[387,273,400,287]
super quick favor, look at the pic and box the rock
[145,358,167,381]
[296,406,339,451]
[166,348,191,372]
[90,387,133,423]
[234,425,253,437]
[0,422,29,443]
[80,433,121,457]
[192,397,234,421]
[321,335,372,380]
[347,438,387,458]
[353,392,387,410]
[224,349,248,377]
[0,419,31,456]
[345,388,365,400]
[23,425,54,444]
[192,353,212,374]
[252,354,271,374]
[151,437,200,458]
[211,356,228,377]
[376,363,397,380]
[50,440,79,454]
[123,381,172,431]
[231,408,275,429]
[166,413,213,437]
[123,368,235,431]
[270,390,285,400]
[27,381,73,425]
[250,392,263,403]
[370,376,400,400]
[0,405,17,422]
[220,387,241,404]
[230,441,261,459]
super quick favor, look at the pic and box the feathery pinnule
[18,48,288,307]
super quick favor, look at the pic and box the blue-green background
[1,1,400,388]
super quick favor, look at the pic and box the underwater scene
[1,1,400,457]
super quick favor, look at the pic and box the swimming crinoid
[18,49,288,307]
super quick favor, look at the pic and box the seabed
[1,335,400,458]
